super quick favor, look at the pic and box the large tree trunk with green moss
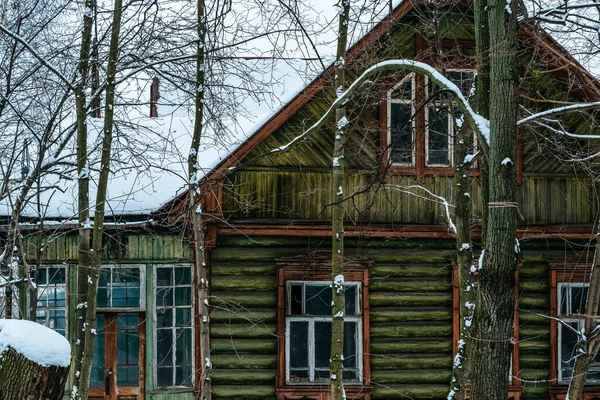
[0,347,69,400]
[73,1,122,398]
[470,0,519,396]
[330,1,350,399]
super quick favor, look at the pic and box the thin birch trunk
[331,1,349,399]
[190,1,211,398]
[448,123,475,400]
[76,1,122,398]
[70,0,95,393]
[567,232,600,399]
[470,0,519,396]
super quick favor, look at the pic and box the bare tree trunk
[189,0,211,398]
[75,1,122,398]
[0,347,69,400]
[448,124,475,400]
[70,0,95,393]
[330,1,349,399]
[567,233,600,399]
[470,0,519,397]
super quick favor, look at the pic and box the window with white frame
[35,266,67,336]
[425,70,475,167]
[558,282,600,383]
[155,265,194,387]
[286,281,362,384]
[387,75,415,166]
[386,70,476,169]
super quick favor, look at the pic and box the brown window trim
[451,262,522,399]
[548,261,600,399]
[275,251,372,400]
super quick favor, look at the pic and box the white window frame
[424,69,475,168]
[557,282,600,383]
[35,265,68,336]
[284,281,363,385]
[387,74,416,167]
[153,264,195,388]
[96,264,146,311]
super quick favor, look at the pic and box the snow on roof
[0,319,71,367]
[0,58,319,219]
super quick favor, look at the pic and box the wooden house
[7,0,600,399]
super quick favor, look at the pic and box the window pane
[290,284,303,315]
[289,321,308,369]
[157,268,172,287]
[344,322,358,369]
[559,286,568,315]
[571,286,589,315]
[175,287,191,306]
[156,309,173,328]
[48,267,66,284]
[560,321,579,380]
[305,285,331,316]
[175,328,193,367]
[156,288,173,307]
[390,103,413,164]
[314,321,332,369]
[176,366,193,386]
[447,71,475,96]
[175,267,191,285]
[176,308,191,327]
[157,329,173,367]
[157,367,173,387]
[390,78,412,100]
[91,314,105,388]
[345,286,358,316]
[427,105,450,166]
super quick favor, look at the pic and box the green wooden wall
[223,171,596,225]
[208,235,578,400]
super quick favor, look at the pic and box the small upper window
[557,283,600,383]
[385,70,475,170]
[286,281,362,384]
[97,265,145,309]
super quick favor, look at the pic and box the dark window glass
[289,321,308,370]
[290,284,303,315]
[427,105,450,166]
[390,103,413,164]
[305,285,331,316]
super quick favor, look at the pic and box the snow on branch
[270,60,490,154]
[385,184,457,235]
[0,24,75,92]
[518,102,600,127]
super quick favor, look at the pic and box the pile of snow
[0,319,71,367]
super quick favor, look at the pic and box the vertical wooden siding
[223,171,596,225]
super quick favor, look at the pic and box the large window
[155,264,194,387]
[286,281,362,384]
[35,266,67,336]
[385,70,475,170]
[557,283,600,383]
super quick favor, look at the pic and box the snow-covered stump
[0,320,70,400]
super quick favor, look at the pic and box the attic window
[384,70,475,173]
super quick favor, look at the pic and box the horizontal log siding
[23,234,194,262]
[210,236,458,399]
[209,239,284,400]
[518,255,552,399]
[223,171,596,225]
[369,247,454,399]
